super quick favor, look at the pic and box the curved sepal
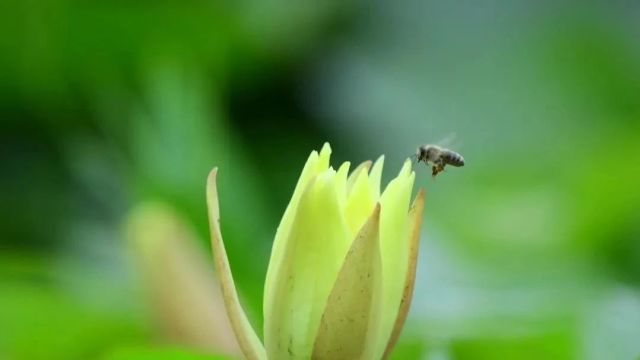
[206,168,267,360]
[368,159,415,359]
[382,188,426,359]
[312,204,382,360]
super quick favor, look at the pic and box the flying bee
[416,144,465,177]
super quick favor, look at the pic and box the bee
[416,144,465,177]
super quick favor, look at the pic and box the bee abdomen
[442,151,465,167]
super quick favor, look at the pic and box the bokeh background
[2,0,640,359]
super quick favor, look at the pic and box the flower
[126,203,241,356]
[207,143,425,360]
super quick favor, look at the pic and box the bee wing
[437,132,460,148]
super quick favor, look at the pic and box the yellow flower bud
[207,143,425,360]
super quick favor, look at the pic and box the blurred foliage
[1,0,640,359]
[104,346,231,360]
[0,255,147,359]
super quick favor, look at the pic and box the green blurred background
[2,0,640,359]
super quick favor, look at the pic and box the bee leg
[432,163,445,177]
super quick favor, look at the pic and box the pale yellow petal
[398,157,412,177]
[365,159,415,359]
[206,169,266,360]
[369,155,385,200]
[347,160,372,194]
[345,169,376,237]
[264,169,351,359]
[264,145,331,324]
[336,161,351,208]
[318,142,332,169]
[382,188,425,359]
[312,204,382,360]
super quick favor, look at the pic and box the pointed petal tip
[369,203,382,230]
[369,156,385,199]
[207,168,221,219]
[399,158,412,176]
[320,142,332,155]
[337,162,351,182]
[371,155,385,171]
[339,161,352,169]
[412,188,426,209]
[372,202,381,218]
[363,202,381,230]
[208,167,218,184]
[347,160,372,190]
[318,143,333,171]
[373,154,385,171]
